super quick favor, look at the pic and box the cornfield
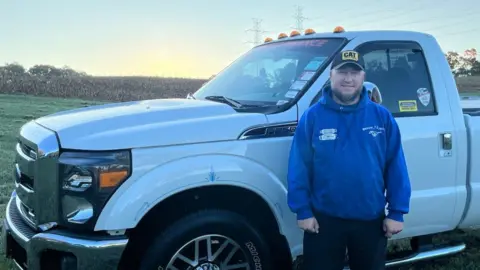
[0,72,478,103]
[0,73,207,102]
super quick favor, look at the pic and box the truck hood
[35,98,268,150]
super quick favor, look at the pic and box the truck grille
[13,121,60,231]
[8,197,36,240]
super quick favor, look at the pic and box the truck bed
[460,110,480,228]
[461,96,480,116]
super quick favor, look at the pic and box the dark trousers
[302,211,387,270]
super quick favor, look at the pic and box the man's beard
[332,88,361,105]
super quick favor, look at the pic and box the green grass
[0,94,479,269]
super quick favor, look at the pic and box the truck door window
[356,42,437,117]
[193,38,347,113]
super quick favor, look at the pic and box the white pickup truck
[3,27,480,270]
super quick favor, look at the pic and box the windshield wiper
[204,95,243,108]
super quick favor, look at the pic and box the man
[287,50,411,270]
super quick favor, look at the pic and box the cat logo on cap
[341,51,359,61]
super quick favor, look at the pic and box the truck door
[352,40,460,236]
[300,39,460,238]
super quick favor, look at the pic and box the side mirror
[363,81,383,104]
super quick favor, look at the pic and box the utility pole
[292,5,308,32]
[245,18,268,46]
[244,18,269,75]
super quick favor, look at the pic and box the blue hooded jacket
[287,85,411,222]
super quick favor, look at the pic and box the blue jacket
[287,86,411,222]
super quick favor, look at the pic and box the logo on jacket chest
[318,128,337,140]
[362,126,385,137]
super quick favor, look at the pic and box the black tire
[138,209,273,270]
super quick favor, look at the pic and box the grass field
[457,76,480,92]
[0,94,479,269]
[0,79,480,270]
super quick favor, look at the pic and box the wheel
[138,209,273,270]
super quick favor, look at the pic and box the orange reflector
[278,33,288,39]
[304,28,316,35]
[264,37,273,43]
[333,26,345,33]
[290,30,300,37]
[100,170,128,188]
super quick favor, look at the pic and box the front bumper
[2,196,129,270]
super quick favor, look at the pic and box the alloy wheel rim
[164,234,251,270]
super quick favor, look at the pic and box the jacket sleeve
[287,109,314,220]
[385,113,411,222]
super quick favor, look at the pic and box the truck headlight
[58,150,131,230]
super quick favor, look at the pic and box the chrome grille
[17,198,36,229]
[13,120,60,231]
[8,197,36,240]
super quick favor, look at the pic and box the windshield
[193,38,346,112]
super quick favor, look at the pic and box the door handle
[441,133,452,150]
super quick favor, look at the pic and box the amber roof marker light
[304,28,316,35]
[290,30,301,37]
[333,26,345,33]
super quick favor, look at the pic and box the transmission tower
[292,5,308,32]
[245,18,268,46]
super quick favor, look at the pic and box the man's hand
[383,218,403,238]
[298,217,319,233]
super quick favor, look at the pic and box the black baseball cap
[330,50,365,71]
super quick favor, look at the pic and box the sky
[1,0,479,79]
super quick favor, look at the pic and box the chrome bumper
[3,196,129,270]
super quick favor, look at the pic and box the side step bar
[294,241,466,270]
[385,243,466,267]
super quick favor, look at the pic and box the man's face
[330,65,365,104]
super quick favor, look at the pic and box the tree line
[445,48,479,77]
[0,63,87,77]
[2,48,479,79]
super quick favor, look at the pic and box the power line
[292,5,308,32]
[417,13,479,33]
[245,18,269,46]
[308,0,393,23]
[382,9,478,29]
[351,0,433,29]
[350,2,472,31]
[434,26,480,38]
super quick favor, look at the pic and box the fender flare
[94,154,302,249]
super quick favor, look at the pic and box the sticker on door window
[398,100,418,112]
[417,88,431,106]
